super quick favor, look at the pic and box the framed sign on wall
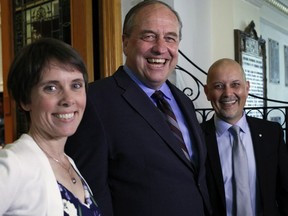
[234,21,267,117]
[268,38,280,84]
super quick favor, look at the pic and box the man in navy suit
[201,58,288,216]
[65,1,211,216]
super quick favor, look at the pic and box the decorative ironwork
[195,106,288,142]
[176,50,207,101]
[176,49,288,141]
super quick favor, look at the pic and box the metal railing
[195,106,288,142]
[176,50,288,141]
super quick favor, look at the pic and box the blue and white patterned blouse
[58,181,102,216]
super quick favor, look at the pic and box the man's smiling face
[204,59,250,124]
[122,3,180,90]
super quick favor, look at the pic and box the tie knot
[229,125,241,137]
[151,90,165,101]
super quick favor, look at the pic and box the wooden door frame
[1,0,123,142]
[71,0,123,80]
[98,0,123,78]
[1,0,16,143]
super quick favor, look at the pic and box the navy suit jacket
[66,66,212,216]
[201,116,288,216]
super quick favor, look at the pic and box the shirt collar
[123,65,172,100]
[214,112,248,136]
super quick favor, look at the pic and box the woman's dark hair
[123,0,183,40]
[7,38,88,114]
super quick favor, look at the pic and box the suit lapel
[202,118,227,208]
[113,69,194,171]
[246,117,267,206]
[246,117,263,158]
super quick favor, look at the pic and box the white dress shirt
[214,114,258,216]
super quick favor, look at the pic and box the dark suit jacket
[66,66,212,216]
[201,116,288,216]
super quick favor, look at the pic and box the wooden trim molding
[1,0,17,143]
[70,0,95,81]
[99,0,123,78]
[71,0,123,80]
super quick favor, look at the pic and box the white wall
[211,0,235,60]
[173,0,212,108]
[260,4,288,105]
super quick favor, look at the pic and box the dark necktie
[229,125,253,216]
[151,90,190,160]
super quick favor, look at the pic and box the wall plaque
[284,45,288,86]
[268,38,280,84]
[234,21,267,117]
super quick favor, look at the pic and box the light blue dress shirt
[214,114,258,216]
[123,65,196,163]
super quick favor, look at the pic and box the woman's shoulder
[0,134,51,179]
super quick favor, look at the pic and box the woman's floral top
[58,181,102,216]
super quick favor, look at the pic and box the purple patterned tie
[152,90,190,160]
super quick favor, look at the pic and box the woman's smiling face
[23,62,86,139]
